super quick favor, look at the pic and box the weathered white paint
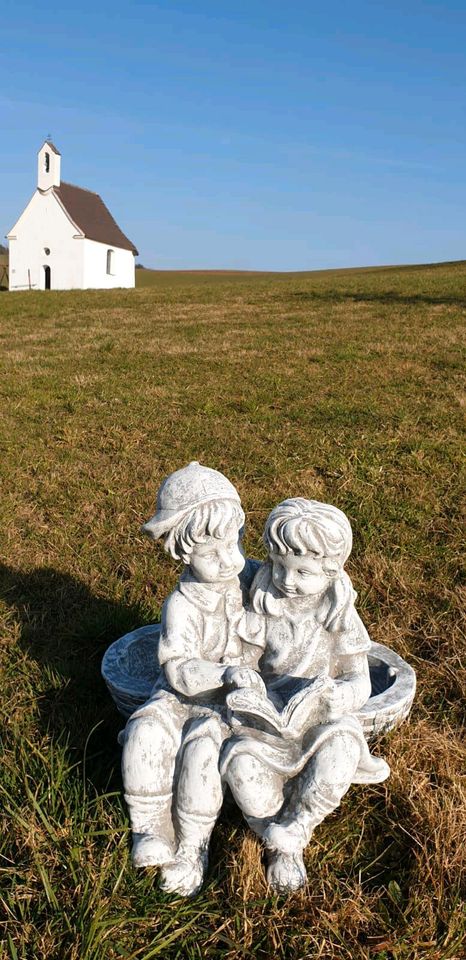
[101,464,414,897]
[7,142,136,291]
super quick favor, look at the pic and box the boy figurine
[121,462,261,896]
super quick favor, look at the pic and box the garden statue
[102,462,416,896]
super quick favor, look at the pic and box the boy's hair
[163,498,245,560]
[264,497,352,575]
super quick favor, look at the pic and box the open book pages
[226,674,334,741]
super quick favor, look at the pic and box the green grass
[0,262,465,959]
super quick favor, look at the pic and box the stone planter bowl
[102,625,416,738]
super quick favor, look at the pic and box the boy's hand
[223,665,267,696]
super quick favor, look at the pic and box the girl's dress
[221,563,389,785]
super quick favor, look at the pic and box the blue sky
[2,1,466,270]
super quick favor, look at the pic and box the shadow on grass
[0,562,148,791]
[279,290,466,308]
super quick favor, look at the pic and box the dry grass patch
[0,263,465,958]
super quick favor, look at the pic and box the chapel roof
[44,141,61,156]
[53,181,138,255]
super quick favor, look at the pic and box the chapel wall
[8,192,84,291]
[82,238,135,289]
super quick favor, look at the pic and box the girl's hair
[252,498,355,630]
[264,498,352,574]
[163,499,245,560]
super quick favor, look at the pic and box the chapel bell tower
[37,141,61,191]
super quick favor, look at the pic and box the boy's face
[270,550,331,598]
[187,528,245,584]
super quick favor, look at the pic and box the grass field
[0,262,465,959]
[0,254,8,291]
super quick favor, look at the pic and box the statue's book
[226,675,332,740]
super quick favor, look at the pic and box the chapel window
[45,152,50,173]
[106,249,113,275]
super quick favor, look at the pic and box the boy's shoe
[132,834,175,868]
[159,846,208,897]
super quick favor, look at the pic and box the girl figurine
[222,498,390,893]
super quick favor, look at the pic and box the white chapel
[7,142,138,291]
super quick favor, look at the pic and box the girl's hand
[320,681,347,721]
[223,665,267,695]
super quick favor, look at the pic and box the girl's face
[270,550,331,597]
[187,525,245,583]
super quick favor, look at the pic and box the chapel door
[44,265,51,290]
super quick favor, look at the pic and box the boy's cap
[142,461,241,539]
